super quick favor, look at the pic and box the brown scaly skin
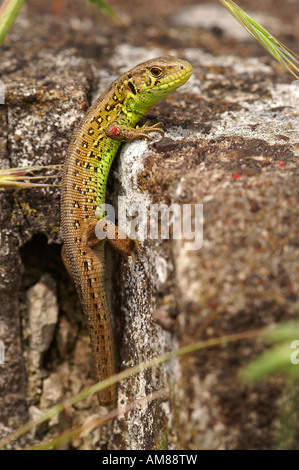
[60,56,192,405]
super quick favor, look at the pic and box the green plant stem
[0,326,265,449]
[0,164,62,188]
[28,389,167,450]
[2,321,299,448]
[87,0,123,24]
[219,0,299,79]
[0,0,25,45]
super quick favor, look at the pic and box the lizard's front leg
[105,119,164,142]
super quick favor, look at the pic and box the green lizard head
[122,55,192,115]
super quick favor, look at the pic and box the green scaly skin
[61,55,192,405]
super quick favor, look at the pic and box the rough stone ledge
[1,0,299,450]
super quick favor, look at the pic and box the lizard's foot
[105,120,164,142]
[136,121,164,140]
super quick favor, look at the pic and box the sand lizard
[60,56,192,405]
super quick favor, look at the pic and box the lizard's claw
[136,121,165,138]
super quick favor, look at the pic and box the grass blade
[28,389,167,450]
[86,0,123,24]
[0,164,61,188]
[0,0,25,45]
[0,326,270,449]
[219,0,299,79]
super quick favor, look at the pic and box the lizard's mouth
[152,63,193,97]
[166,66,193,89]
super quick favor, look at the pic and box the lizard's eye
[150,67,162,77]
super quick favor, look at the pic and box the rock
[28,405,48,438]
[1,0,299,451]
[56,315,76,359]
[27,274,58,368]
[40,373,64,409]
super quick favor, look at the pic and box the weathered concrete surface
[0,0,299,449]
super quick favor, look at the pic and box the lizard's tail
[76,242,116,406]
